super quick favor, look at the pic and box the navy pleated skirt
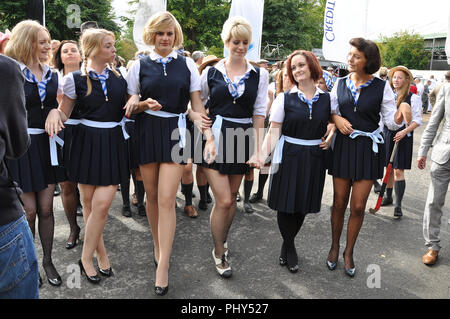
[200,119,253,175]
[383,126,413,170]
[124,120,140,170]
[268,143,327,214]
[68,125,129,186]
[329,131,385,181]
[135,112,189,165]
[7,133,66,193]
[59,123,79,172]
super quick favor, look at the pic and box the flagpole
[42,0,45,26]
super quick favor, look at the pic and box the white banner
[322,0,368,64]
[446,8,450,64]
[225,0,264,62]
[133,0,167,52]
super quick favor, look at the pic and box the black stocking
[37,185,60,280]
[277,212,306,267]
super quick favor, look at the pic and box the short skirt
[7,133,66,193]
[383,126,413,170]
[68,124,129,186]
[199,118,253,175]
[268,142,327,214]
[328,131,385,181]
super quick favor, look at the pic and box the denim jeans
[0,214,39,299]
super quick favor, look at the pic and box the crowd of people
[0,11,449,299]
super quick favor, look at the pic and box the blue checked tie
[156,57,173,76]
[89,71,109,101]
[24,68,53,109]
[298,91,320,120]
[346,77,374,111]
[223,71,251,104]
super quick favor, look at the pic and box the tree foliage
[378,31,431,70]
[0,0,119,41]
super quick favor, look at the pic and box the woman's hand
[333,115,353,135]
[142,98,162,111]
[247,153,262,169]
[393,129,408,142]
[123,95,140,117]
[45,109,65,137]
[203,137,216,164]
[319,137,331,150]
[188,109,212,131]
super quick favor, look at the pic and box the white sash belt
[349,127,384,153]
[144,109,186,148]
[80,117,133,140]
[27,128,64,166]
[65,119,82,125]
[211,115,253,154]
[272,135,322,164]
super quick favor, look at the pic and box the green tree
[262,0,325,58]
[378,31,431,70]
[168,0,231,56]
[0,0,119,41]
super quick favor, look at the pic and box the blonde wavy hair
[5,20,50,66]
[143,11,183,48]
[79,28,120,97]
[220,16,252,44]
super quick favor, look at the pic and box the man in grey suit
[417,70,450,265]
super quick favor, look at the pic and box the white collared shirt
[200,58,269,117]
[125,49,201,96]
[269,86,326,123]
[62,64,112,99]
[18,61,63,95]
[330,77,402,131]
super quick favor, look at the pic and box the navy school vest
[337,76,385,132]
[139,54,191,114]
[72,69,127,123]
[207,65,260,119]
[23,70,58,129]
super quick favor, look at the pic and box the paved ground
[37,113,450,299]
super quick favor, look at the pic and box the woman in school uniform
[380,66,422,218]
[5,20,65,287]
[124,11,214,296]
[199,16,268,278]
[327,38,411,277]
[46,28,129,285]
[258,50,334,273]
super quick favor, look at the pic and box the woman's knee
[394,169,404,180]
[216,195,233,210]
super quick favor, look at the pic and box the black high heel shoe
[43,262,62,286]
[66,226,81,250]
[78,259,101,284]
[155,285,169,296]
[285,245,299,273]
[343,251,355,277]
[98,266,113,277]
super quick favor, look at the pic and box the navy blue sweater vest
[337,76,385,132]
[23,70,58,129]
[207,66,260,119]
[72,69,127,122]
[139,55,191,114]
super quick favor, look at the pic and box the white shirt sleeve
[62,73,77,100]
[56,71,64,96]
[253,68,269,117]
[186,57,201,92]
[381,81,402,131]
[269,93,285,123]
[200,67,210,106]
[125,59,141,96]
[330,78,341,115]
[410,93,422,126]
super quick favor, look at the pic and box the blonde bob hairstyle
[79,28,120,97]
[143,11,183,48]
[5,20,50,65]
[220,16,252,44]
